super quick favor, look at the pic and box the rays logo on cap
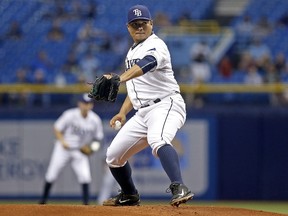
[127,5,151,23]
[133,9,142,16]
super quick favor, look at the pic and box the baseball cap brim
[128,17,151,24]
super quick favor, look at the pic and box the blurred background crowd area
[2,0,288,107]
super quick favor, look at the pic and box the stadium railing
[0,83,287,94]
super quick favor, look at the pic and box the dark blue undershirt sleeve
[135,55,157,74]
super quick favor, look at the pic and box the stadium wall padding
[0,106,288,200]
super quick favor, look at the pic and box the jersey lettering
[125,58,140,70]
[71,124,92,137]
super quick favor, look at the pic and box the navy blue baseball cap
[78,93,93,103]
[127,5,151,24]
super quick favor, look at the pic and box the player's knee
[45,175,56,183]
[77,175,91,183]
[148,135,174,157]
[45,172,58,183]
[106,150,126,168]
[150,141,171,157]
[106,157,126,168]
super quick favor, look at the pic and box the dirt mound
[0,204,286,216]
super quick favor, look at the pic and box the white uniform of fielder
[45,107,103,182]
[39,94,104,205]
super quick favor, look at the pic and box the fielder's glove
[80,141,101,156]
[88,73,120,102]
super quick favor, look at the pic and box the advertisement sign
[0,119,212,199]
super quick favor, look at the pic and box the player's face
[78,102,93,116]
[127,20,153,43]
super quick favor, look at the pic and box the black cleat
[102,190,140,206]
[168,183,194,207]
[38,201,46,205]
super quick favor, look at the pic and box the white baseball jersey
[45,107,103,183]
[54,108,104,148]
[106,33,187,167]
[125,33,180,110]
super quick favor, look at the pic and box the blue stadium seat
[0,0,214,85]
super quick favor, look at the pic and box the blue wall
[1,105,288,200]
[190,107,288,200]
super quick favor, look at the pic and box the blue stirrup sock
[82,183,89,205]
[109,162,137,195]
[157,144,183,184]
[39,181,52,204]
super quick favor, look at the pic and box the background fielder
[39,93,104,205]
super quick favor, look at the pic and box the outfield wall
[0,106,287,200]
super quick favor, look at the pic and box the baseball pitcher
[89,5,194,207]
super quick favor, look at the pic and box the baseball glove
[80,141,101,156]
[88,73,120,102]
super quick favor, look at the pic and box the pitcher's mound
[0,204,286,216]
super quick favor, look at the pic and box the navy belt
[140,98,161,108]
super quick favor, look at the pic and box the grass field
[0,200,287,214]
[189,201,288,214]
